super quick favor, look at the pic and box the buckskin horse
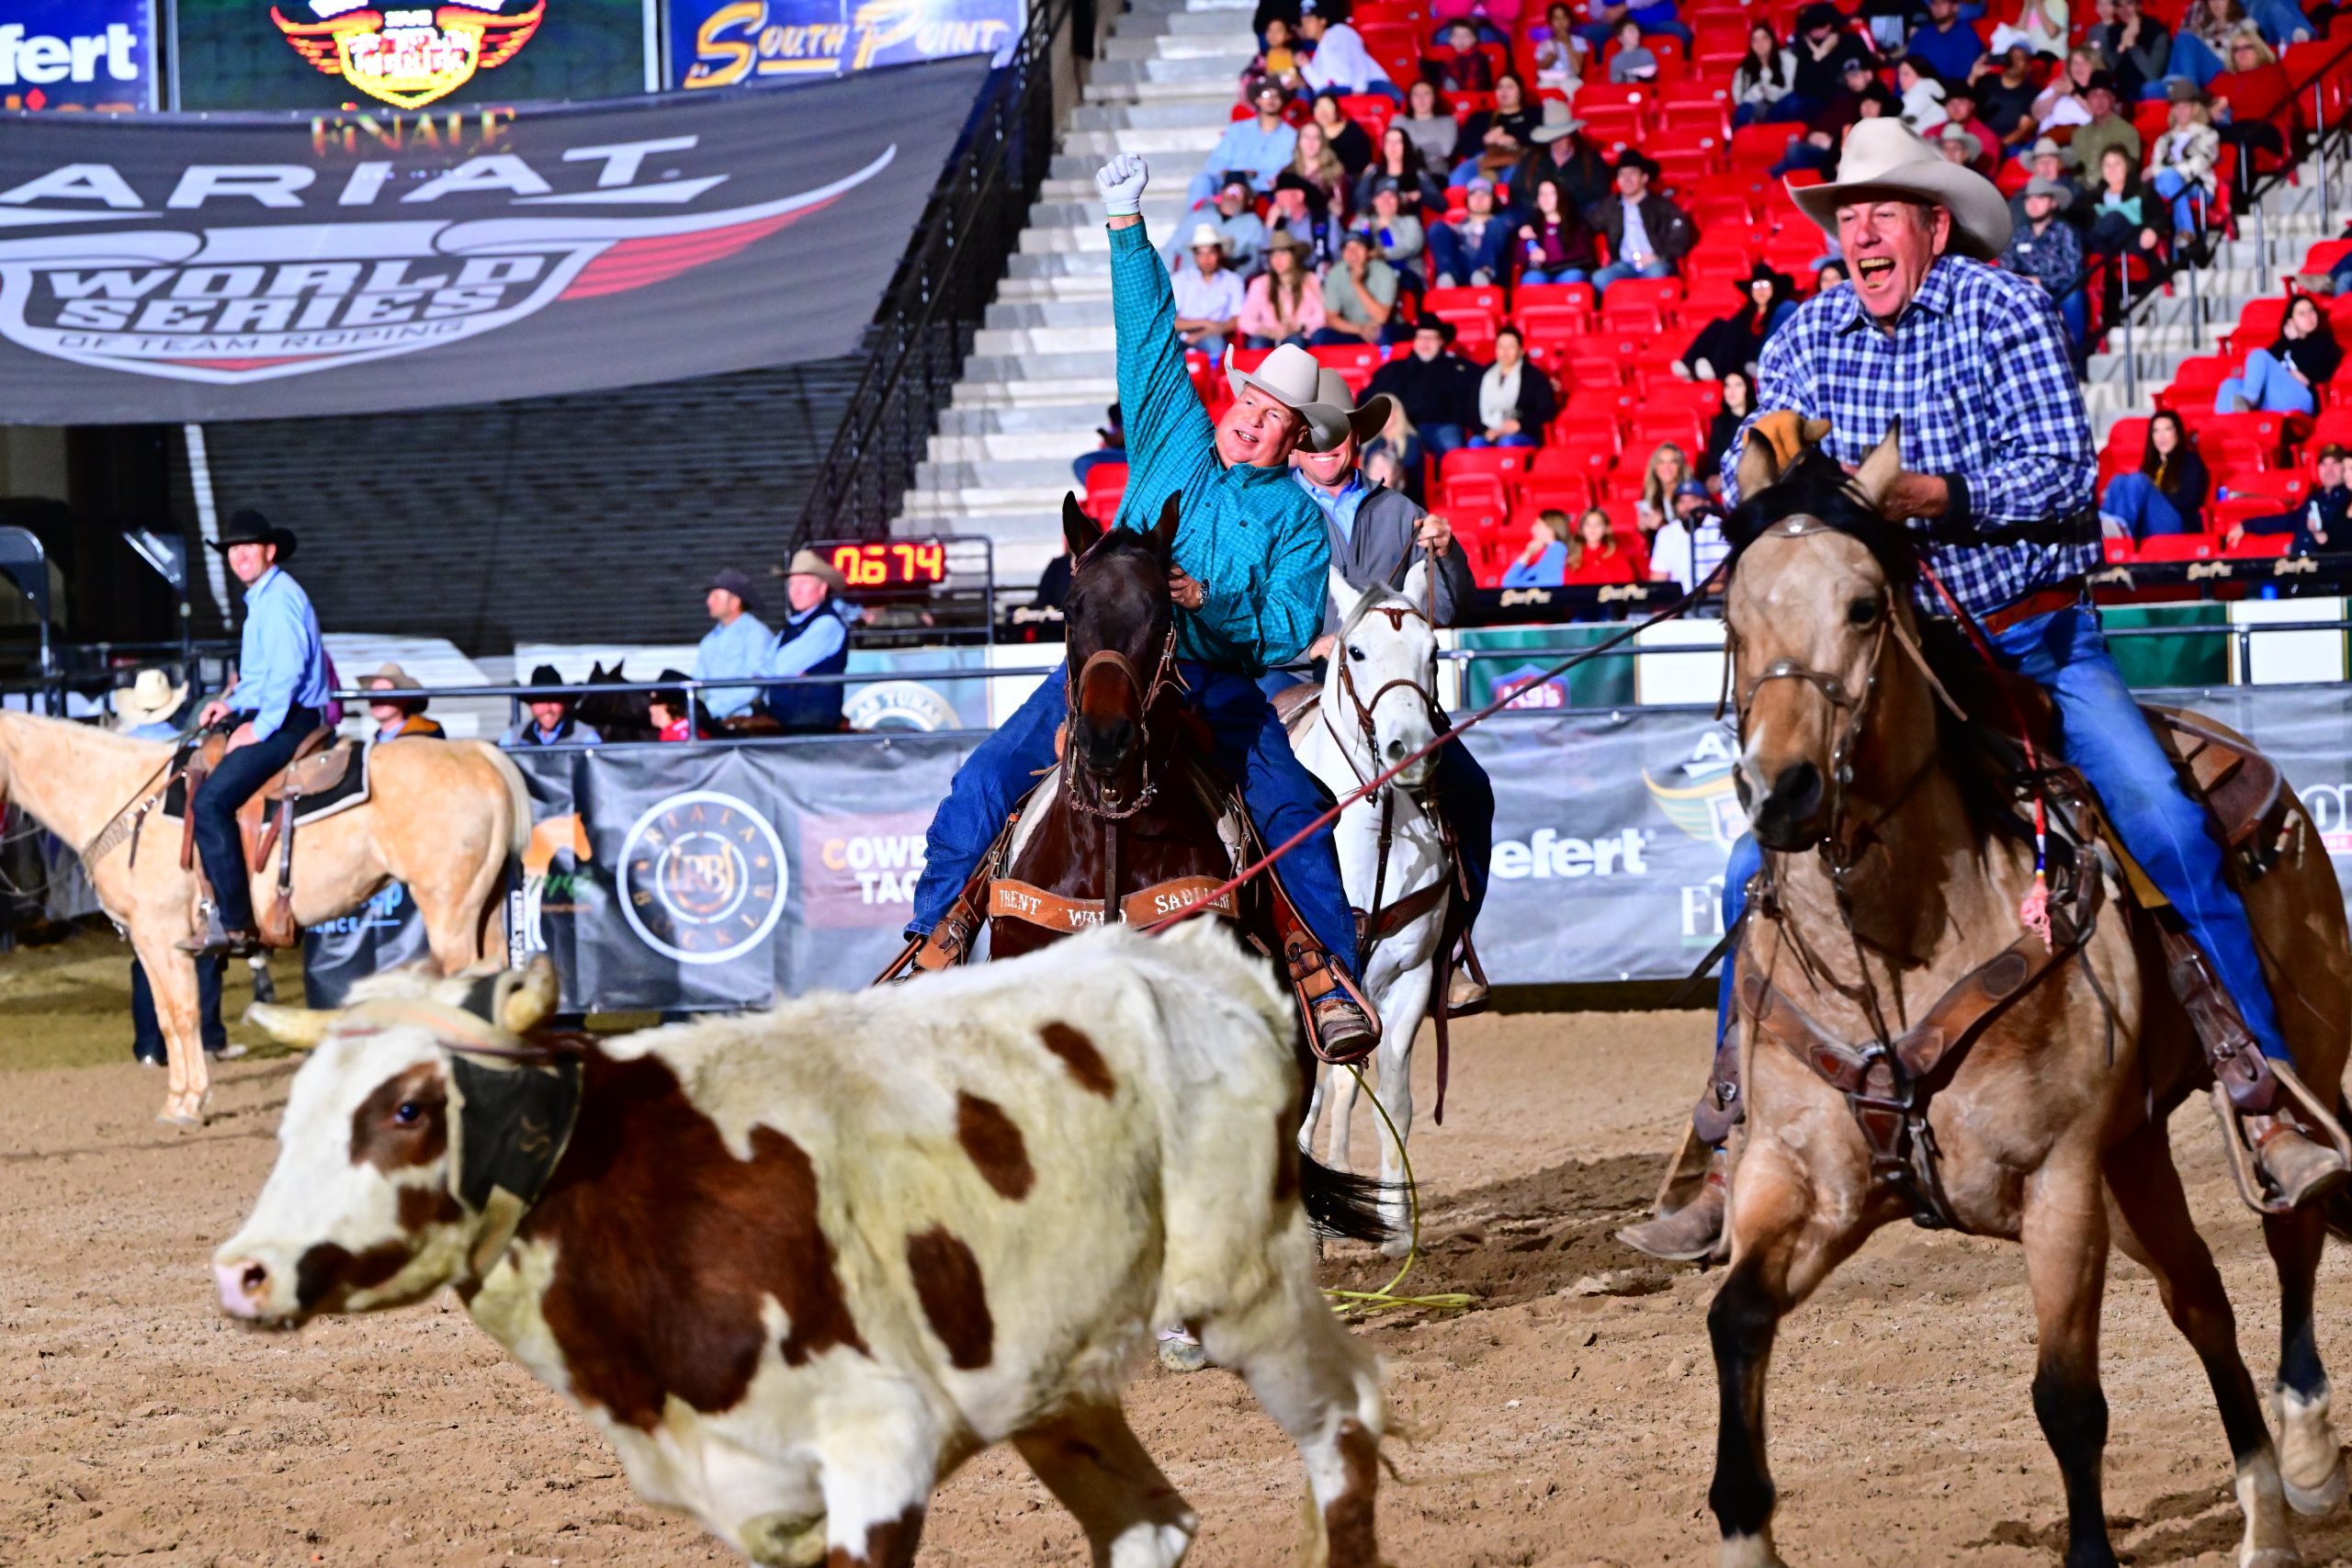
[1704,430,2352,1568]
[0,711,529,1126]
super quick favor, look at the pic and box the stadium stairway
[891,0,1259,591]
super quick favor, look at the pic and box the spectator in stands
[1974,47,2045,155]
[1896,59,1949,133]
[2086,145,2165,265]
[1311,89,1376,177]
[1270,168,1342,265]
[106,671,227,1062]
[1470,325,1557,446]
[1291,120,1352,214]
[1502,510,1571,584]
[2147,84,2220,241]
[1317,229,1408,344]
[1172,225,1249,355]
[1907,0,1985,83]
[1574,0,1693,48]
[1988,0,2068,61]
[1532,1,1589,92]
[1772,62,1895,175]
[2100,410,2210,537]
[1936,120,1988,171]
[1242,17,1305,101]
[1651,483,1730,588]
[1608,18,1660,82]
[1642,439,1693,511]
[1633,494,1669,561]
[1674,262,1798,380]
[1516,103,1615,210]
[362,664,444,741]
[2017,137,2089,223]
[2168,0,2243,89]
[1565,506,1645,583]
[1430,175,1511,286]
[1072,402,1125,484]
[1189,80,1299,207]
[1790,4,1875,118]
[506,666,601,747]
[1935,82,2002,172]
[1434,19,1498,91]
[1365,316,1481,451]
[2217,293,2342,414]
[1518,175,1601,281]
[2090,0,2170,99]
[2211,29,2293,167]
[1254,0,1301,43]
[1356,124,1445,215]
[1029,532,1074,614]
[694,567,773,722]
[1816,257,1850,290]
[2000,176,2087,344]
[648,671,700,743]
[113,667,186,742]
[1734,24,1802,127]
[1165,175,1270,275]
[1702,368,1757,479]
[1362,182,1426,279]
[2246,0,2313,49]
[1300,0,1398,100]
[1398,80,1461,168]
[1241,231,1327,345]
[2228,442,2349,551]
[2070,71,2143,177]
[1589,151,1694,294]
[1455,73,1542,171]
[765,550,855,734]
[2030,48,2099,135]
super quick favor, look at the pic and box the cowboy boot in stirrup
[175,902,257,960]
[1291,935,1380,1062]
[1446,926,1491,1016]
[2166,931,2352,1210]
[1618,1147,1730,1262]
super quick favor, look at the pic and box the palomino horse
[1294,563,1450,1254]
[0,712,529,1125]
[1708,432,2352,1568]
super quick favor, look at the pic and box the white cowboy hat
[110,667,187,732]
[1184,223,1230,252]
[1300,367,1396,446]
[1227,343,1347,453]
[1788,118,2011,261]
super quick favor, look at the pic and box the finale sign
[271,0,546,110]
[0,56,992,423]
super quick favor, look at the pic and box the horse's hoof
[2240,1549,2301,1568]
[1378,1235,1411,1259]
[1156,1330,1208,1375]
[155,1110,203,1128]
[2283,1458,2346,1517]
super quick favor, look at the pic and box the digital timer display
[822,539,949,592]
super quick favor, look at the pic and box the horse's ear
[1399,558,1430,614]
[1328,566,1362,619]
[1063,493,1106,559]
[1735,432,1781,502]
[1150,491,1182,566]
[1851,418,1904,514]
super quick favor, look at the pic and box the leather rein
[1732,518,2101,1231]
[1320,600,1453,953]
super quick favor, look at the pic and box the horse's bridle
[1062,624,1182,819]
[1327,602,1446,800]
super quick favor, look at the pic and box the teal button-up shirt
[1109,220,1329,675]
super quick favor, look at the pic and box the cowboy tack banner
[0,56,990,424]
[302,682,2352,1010]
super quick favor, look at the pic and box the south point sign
[272,0,545,109]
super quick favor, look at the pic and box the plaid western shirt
[1723,255,2100,619]
[1110,219,1329,673]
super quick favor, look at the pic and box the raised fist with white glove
[1095,153,1149,218]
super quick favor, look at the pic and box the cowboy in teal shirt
[911,152,1379,1058]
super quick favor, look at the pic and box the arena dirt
[8,940,2352,1565]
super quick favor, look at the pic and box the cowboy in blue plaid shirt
[1623,119,2346,1262]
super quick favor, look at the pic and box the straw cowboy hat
[1227,343,1348,452]
[1300,367,1396,447]
[1788,118,2011,261]
[361,661,428,711]
[778,547,850,595]
[1528,99,1587,143]
[1183,223,1230,253]
[110,667,187,732]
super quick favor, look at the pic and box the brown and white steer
[214,924,1387,1568]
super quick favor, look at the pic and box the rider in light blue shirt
[693,567,774,721]
[232,564,332,740]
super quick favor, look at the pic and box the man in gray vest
[1288,368,1492,1010]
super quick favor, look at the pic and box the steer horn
[498,955,558,1035]
[245,1002,334,1049]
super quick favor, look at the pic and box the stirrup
[2211,1061,2352,1216]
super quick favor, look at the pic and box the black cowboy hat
[1796,1,1846,30]
[209,508,298,560]
[1614,148,1662,179]
[526,664,569,691]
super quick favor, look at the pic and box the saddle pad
[163,740,371,829]
[997,761,1251,891]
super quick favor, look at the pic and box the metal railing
[792,0,1080,544]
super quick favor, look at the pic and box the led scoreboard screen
[818,537,949,596]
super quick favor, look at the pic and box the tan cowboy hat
[362,661,423,691]
[110,667,186,732]
[1788,118,2011,261]
[1227,343,1347,452]
[1300,367,1396,447]
[1184,222,1229,253]
[781,547,850,594]
[1528,99,1586,143]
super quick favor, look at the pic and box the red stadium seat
[1441,446,1537,486]
[1425,283,1508,320]
[2133,533,2224,560]
[1082,462,1128,524]
[2222,297,2290,358]
[2226,531,2293,557]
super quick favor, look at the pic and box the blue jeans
[2152,167,2202,232]
[1520,266,1589,285]
[1309,323,1409,346]
[1072,447,1126,485]
[1467,433,1536,446]
[2218,348,2317,416]
[2101,470,2192,538]
[1422,422,1468,456]
[1591,257,1672,295]
[910,661,1361,970]
[1429,220,1510,286]
[1713,608,2290,1066]
[191,707,322,933]
[2168,32,2226,88]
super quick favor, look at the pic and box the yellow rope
[1321,1063,1476,1319]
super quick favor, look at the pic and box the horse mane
[1720,447,1922,592]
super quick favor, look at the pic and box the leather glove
[1095,153,1149,217]
[1748,410,1832,472]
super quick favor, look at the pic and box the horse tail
[1300,1154,1392,1246]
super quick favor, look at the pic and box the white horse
[1293,563,1451,1254]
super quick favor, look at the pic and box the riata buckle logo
[0,137,892,386]
[273,0,544,110]
[619,790,787,964]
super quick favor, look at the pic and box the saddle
[168,730,369,948]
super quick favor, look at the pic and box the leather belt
[1981,581,2086,637]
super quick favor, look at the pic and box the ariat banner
[0,57,989,423]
